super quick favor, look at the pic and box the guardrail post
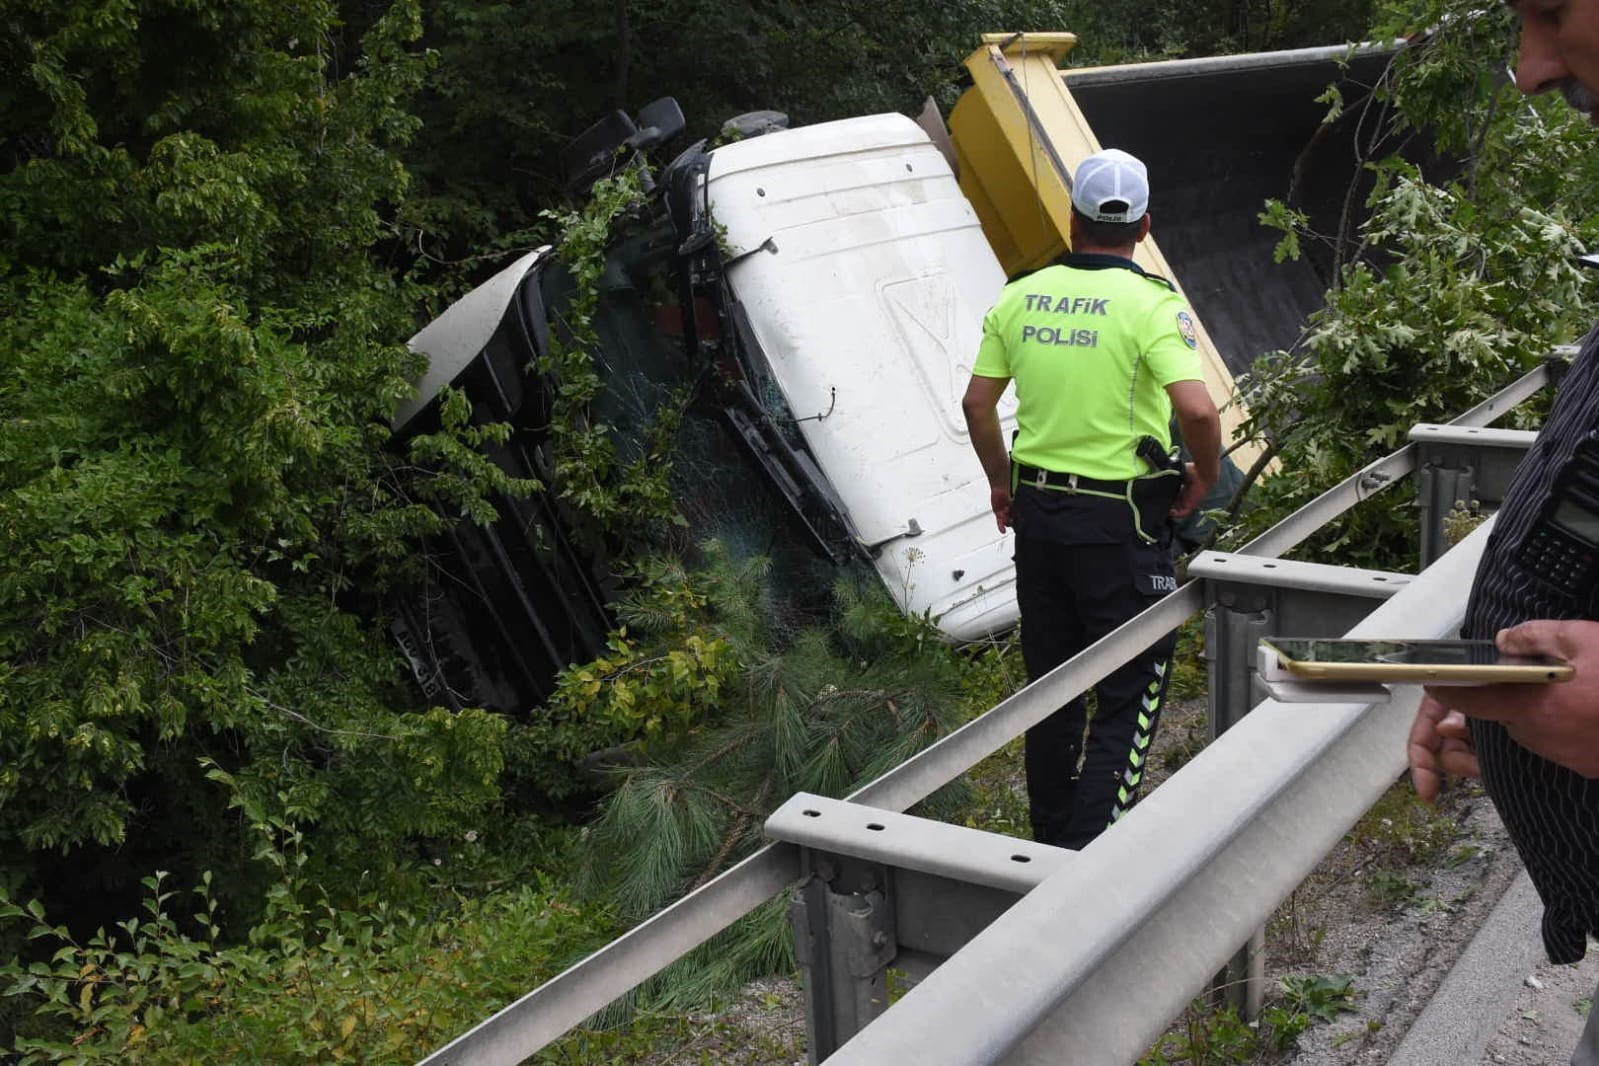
[1203,580,1271,741]
[1201,585,1270,1019]
[1413,461,1474,570]
[1191,551,1413,1023]
[1409,424,1537,569]
[791,855,896,1063]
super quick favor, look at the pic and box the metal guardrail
[418,361,1555,1066]
[824,519,1491,1064]
[1237,359,1550,561]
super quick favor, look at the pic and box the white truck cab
[707,113,1017,640]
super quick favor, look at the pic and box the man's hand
[1169,463,1213,519]
[1424,620,1599,779]
[990,484,1012,533]
[1407,692,1480,803]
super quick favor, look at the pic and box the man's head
[1511,0,1599,121]
[1069,148,1152,252]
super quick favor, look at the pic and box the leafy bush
[0,820,619,1063]
[1264,973,1358,1052]
[1,0,525,926]
[1231,2,1599,567]
[530,551,740,799]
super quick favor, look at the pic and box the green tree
[0,0,516,923]
[559,543,978,1003]
[1058,0,1377,64]
[402,0,1094,270]
[1230,0,1599,563]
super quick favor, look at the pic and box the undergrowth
[0,819,621,1063]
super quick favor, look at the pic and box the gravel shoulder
[1274,781,1598,1066]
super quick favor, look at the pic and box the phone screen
[1265,638,1559,669]
[1552,498,1599,545]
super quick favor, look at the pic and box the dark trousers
[1012,487,1178,850]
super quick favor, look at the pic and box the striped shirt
[1463,324,1599,964]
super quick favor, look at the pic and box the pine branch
[689,775,773,892]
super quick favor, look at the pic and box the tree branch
[689,776,773,892]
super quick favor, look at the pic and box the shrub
[0,820,618,1063]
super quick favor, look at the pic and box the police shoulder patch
[1175,310,1198,349]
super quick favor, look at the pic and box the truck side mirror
[561,109,639,197]
[629,97,686,151]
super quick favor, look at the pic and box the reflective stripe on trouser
[1109,658,1174,825]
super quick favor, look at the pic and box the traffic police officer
[961,148,1223,850]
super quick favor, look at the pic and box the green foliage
[1261,974,1359,1053]
[399,0,1381,270]
[1349,780,1459,867]
[1282,974,1359,1024]
[962,739,1032,839]
[404,0,1094,257]
[1140,1004,1260,1065]
[1142,976,1358,1063]
[1063,0,1376,65]
[538,169,689,548]
[641,895,800,1013]
[532,553,742,796]
[577,545,970,927]
[954,629,1028,714]
[0,0,527,926]
[1168,618,1209,701]
[0,820,621,1063]
[1342,782,1461,913]
[1231,2,1599,566]
[1365,869,1420,908]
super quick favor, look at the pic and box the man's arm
[961,374,1013,533]
[1165,379,1221,519]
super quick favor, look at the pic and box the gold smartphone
[1259,637,1574,685]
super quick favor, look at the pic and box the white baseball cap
[1071,148,1149,224]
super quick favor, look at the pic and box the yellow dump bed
[944,32,1404,474]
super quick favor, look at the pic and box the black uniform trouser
[1011,484,1179,851]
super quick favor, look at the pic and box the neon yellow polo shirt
[973,253,1205,481]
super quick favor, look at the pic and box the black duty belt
[1014,461,1129,494]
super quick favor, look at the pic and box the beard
[1562,78,1599,120]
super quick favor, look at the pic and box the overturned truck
[390,33,1410,717]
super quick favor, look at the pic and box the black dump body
[1068,44,1443,377]
[385,267,617,717]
